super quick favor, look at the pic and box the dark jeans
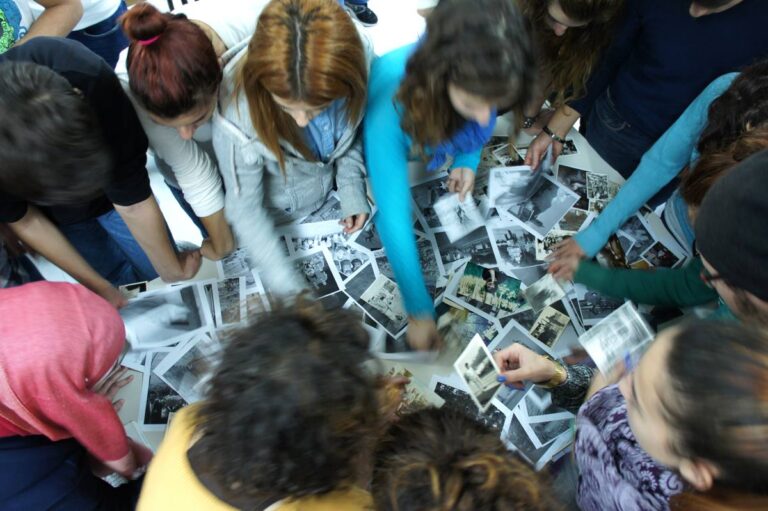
[0,435,142,511]
[67,1,129,68]
[166,182,209,239]
[342,0,368,5]
[584,89,678,207]
[59,209,159,286]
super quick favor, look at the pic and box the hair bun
[120,3,168,43]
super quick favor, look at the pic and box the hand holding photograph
[453,334,504,411]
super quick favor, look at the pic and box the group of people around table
[1,0,768,509]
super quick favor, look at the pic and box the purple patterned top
[574,385,686,511]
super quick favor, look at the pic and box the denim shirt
[305,99,346,163]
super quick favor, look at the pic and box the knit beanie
[695,149,768,301]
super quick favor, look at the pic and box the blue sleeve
[575,73,738,256]
[452,148,482,173]
[569,0,640,116]
[364,46,435,318]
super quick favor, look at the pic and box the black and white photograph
[488,220,539,270]
[436,301,500,348]
[411,173,450,228]
[586,172,615,201]
[214,277,245,327]
[432,193,485,243]
[433,228,497,274]
[492,143,525,167]
[291,246,344,299]
[501,175,580,239]
[641,241,681,268]
[502,415,558,469]
[535,230,571,261]
[522,274,566,314]
[557,165,589,210]
[140,351,187,427]
[488,320,553,358]
[529,306,570,347]
[588,198,609,214]
[478,140,507,171]
[619,214,655,263]
[359,273,408,337]
[154,332,222,404]
[449,262,526,317]
[120,284,210,349]
[561,139,578,155]
[119,281,147,300]
[217,248,258,291]
[351,214,383,252]
[509,264,547,287]
[578,301,654,377]
[287,227,371,278]
[299,193,343,223]
[432,378,508,432]
[574,284,625,326]
[558,208,591,233]
[488,166,545,209]
[454,335,503,411]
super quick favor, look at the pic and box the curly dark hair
[372,407,560,511]
[192,296,379,505]
[520,0,625,107]
[396,0,535,149]
[696,58,768,158]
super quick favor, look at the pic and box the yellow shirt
[137,405,373,511]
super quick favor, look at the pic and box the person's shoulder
[371,43,416,79]
[1,36,109,78]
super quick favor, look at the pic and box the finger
[497,368,536,386]
[446,179,457,193]
[112,399,124,412]
[353,214,367,231]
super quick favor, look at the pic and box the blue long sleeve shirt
[575,73,737,256]
[364,44,482,317]
[569,0,768,141]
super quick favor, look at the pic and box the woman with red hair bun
[117,0,268,261]
[212,0,372,298]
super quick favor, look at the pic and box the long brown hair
[237,0,367,170]
[520,0,624,106]
[681,127,768,208]
[396,0,535,150]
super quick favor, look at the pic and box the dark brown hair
[372,407,559,511]
[193,296,379,505]
[519,0,624,106]
[237,0,367,170]
[396,0,535,150]
[121,3,222,119]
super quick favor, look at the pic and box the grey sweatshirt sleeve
[213,113,306,297]
[334,131,371,219]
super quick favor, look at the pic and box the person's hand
[406,316,441,351]
[164,249,202,282]
[493,343,560,388]
[525,131,563,171]
[0,223,34,257]
[341,213,368,234]
[547,238,586,280]
[446,167,475,202]
[200,238,231,261]
[94,281,128,309]
[522,109,555,136]
[92,366,133,412]
[128,438,154,469]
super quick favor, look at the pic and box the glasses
[700,266,725,287]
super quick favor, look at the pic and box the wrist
[542,125,567,145]
[539,358,568,389]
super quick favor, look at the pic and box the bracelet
[522,115,537,129]
[538,358,568,389]
[542,125,567,145]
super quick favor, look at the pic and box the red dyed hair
[236,0,367,170]
[121,2,222,119]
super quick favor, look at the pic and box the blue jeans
[59,209,158,286]
[584,89,678,207]
[166,182,209,238]
[67,1,129,68]
[342,0,368,5]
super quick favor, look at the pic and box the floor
[38,0,425,282]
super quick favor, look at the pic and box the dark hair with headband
[120,2,222,119]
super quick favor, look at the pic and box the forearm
[114,196,186,282]
[550,363,596,414]
[18,0,83,42]
[8,207,112,293]
[200,210,235,259]
[335,138,372,218]
[545,104,581,139]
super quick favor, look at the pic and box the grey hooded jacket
[212,37,372,295]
